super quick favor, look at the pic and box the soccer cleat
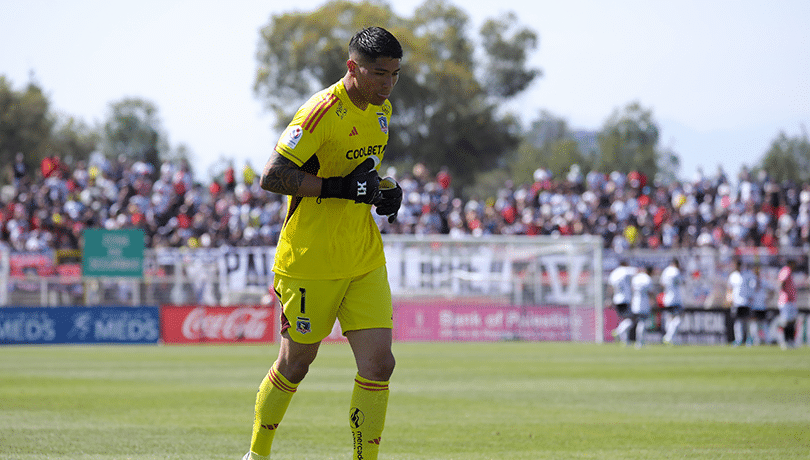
[242,453,270,460]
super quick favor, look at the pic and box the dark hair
[349,27,403,61]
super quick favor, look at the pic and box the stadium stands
[3,156,808,253]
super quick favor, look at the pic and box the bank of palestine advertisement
[0,306,160,345]
[161,305,275,344]
[393,299,607,342]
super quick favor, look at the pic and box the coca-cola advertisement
[161,305,276,344]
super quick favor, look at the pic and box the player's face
[351,56,400,107]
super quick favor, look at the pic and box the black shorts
[753,310,767,321]
[614,303,630,318]
[632,312,650,322]
[663,305,683,314]
[733,306,751,319]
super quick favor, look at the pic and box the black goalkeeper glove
[320,157,381,204]
[375,177,403,223]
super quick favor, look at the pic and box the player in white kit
[631,265,656,349]
[659,258,685,345]
[609,260,637,346]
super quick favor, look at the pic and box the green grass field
[2,342,809,460]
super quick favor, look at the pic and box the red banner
[9,252,56,277]
[161,306,275,344]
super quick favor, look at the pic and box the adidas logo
[349,127,359,136]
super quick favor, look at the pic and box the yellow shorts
[273,265,393,344]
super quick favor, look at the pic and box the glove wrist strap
[320,177,345,199]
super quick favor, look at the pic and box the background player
[776,259,798,350]
[609,260,636,346]
[660,257,685,345]
[749,264,773,346]
[244,27,404,460]
[727,258,754,346]
[631,265,656,349]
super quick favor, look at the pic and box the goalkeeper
[242,27,403,460]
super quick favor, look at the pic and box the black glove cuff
[320,177,345,198]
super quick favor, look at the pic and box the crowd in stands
[3,152,810,253]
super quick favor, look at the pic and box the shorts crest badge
[296,316,311,335]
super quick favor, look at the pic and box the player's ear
[347,59,357,74]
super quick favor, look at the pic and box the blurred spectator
[12,153,27,189]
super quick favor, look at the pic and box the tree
[0,76,101,183]
[512,111,585,184]
[0,76,54,182]
[101,98,167,172]
[597,101,660,180]
[253,0,540,190]
[50,116,99,165]
[480,12,541,99]
[759,129,810,184]
[656,145,680,186]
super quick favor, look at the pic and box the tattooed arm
[260,150,323,197]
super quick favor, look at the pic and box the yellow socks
[249,368,389,459]
[249,364,299,458]
[350,374,390,460]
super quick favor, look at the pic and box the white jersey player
[609,260,637,345]
[727,258,755,346]
[631,265,655,348]
[659,258,685,345]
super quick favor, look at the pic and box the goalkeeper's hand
[375,177,403,223]
[320,157,381,204]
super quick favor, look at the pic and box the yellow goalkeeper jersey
[272,80,390,280]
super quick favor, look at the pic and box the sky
[2,0,809,183]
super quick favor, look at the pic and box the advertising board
[82,229,144,277]
[160,305,275,344]
[393,300,608,342]
[0,306,160,344]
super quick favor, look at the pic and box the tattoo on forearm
[261,154,307,196]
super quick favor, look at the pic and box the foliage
[467,166,514,201]
[49,116,100,165]
[0,76,54,181]
[480,12,541,98]
[512,111,588,185]
[0,76,102,183]
[656,145,681,186]
[759,129,810,184]
[101,97,167,172]
[597,101,660,180]
[253,0,540,190]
